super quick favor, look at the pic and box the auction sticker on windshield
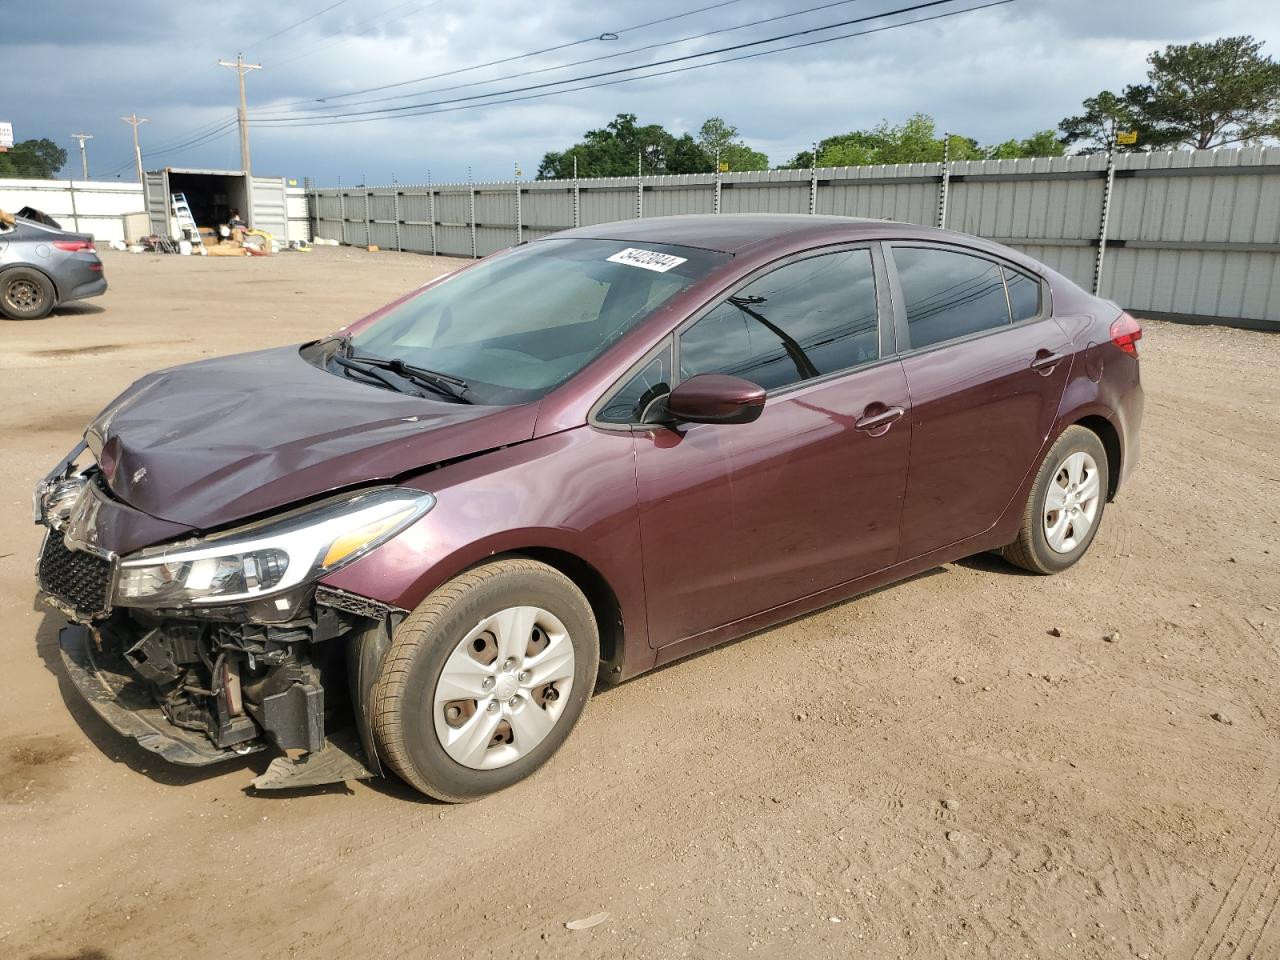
[606,247,688,273]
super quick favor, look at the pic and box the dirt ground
[1,246,1277,960]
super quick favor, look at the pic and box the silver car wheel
[433,605,576,770]
[1043,450,1101,554]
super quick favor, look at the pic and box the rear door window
[892,247,1012,350]
[678,249,879,392]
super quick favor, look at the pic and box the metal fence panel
[646,184,714,217]
[579,188,634,225]
[523,188,573,232]
[311,148,1280,326]
[435,224,471,258]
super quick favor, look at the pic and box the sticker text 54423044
[606,247,689,273]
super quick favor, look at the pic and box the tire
[1002,425,1109,575]
[372,558,599,801]
[0,268,56,320]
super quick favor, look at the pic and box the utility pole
[71,132,93,180]
[218,53,262,177]
[120,114,148,184]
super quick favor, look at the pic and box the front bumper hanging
[59,623,259,766]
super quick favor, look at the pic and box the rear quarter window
[1004,267,1042,322]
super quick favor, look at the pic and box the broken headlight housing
[115,487,434,609]
[35,475,90,529]
[33,440,92,527]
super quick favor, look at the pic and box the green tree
[537,113,707,178]
[986,129,1067,159]
[1129,36,1280,149]
[537,114,667,179]
[537,114,768,179]
[782,115,984,168]
[1060,90,1163,153]
[696,117,768,171]
[1061,36,1280,152]
[667,133,714,174]
[0,138,69,179]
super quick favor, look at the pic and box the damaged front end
[34,446,431,789]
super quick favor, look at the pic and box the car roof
[546,213,959,255]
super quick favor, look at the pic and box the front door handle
[855,404,905,436]
[1030,349,1066,373]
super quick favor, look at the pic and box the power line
[244,0,352,54]
[272,0,749,107]
[97,116,241,179]
[252,0,992,125]
[149,124,240,163]
[255,0,872,116]
[150,118,243,158]
[250,1,1015,132]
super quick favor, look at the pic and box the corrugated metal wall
[310,147,1280,326]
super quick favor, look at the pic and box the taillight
[53,240,96,253]
[1110,312,1142,356]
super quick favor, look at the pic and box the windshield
[349,238,730,404]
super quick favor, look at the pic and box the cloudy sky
[6,0,1279,185]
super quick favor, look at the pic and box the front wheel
[372,559,599,801]
[1002,425,1109,574]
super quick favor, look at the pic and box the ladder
[170,192,206,253]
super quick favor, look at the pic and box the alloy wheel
[433,605,576,770]
[1043,451,1101,554]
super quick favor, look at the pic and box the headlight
[35,475,89,528]
[116,487,434,608]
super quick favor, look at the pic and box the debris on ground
[565,912,610,931]
[1103,631,1121,643]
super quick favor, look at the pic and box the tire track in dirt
[1179,765,1280,960]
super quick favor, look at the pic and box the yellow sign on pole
[1116,130,1138,145]
[718,162,729,173]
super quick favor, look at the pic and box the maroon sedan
[34,215,1142,800]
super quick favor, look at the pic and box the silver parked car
[0,211,107,320]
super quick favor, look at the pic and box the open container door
[250,176,288,240]
[143,169,171,238]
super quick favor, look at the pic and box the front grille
[38,532,113,618]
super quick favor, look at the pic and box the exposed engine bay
[34,445,412,790]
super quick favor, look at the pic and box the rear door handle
[1030,349,1066,373]
[855,404,905,435]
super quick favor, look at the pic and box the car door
[886,243,1073,560]
[596,245,912,649]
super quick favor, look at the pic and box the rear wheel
[0,268,56,320]
[372,559,599,801]
[1003,425,1108,574]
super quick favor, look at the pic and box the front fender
[319,426,652,677]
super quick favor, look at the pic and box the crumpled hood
[86,345,539,531]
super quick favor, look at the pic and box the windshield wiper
[339,350,472,403]
[333,354,432,398]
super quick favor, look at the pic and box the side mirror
[665,374,766,425]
